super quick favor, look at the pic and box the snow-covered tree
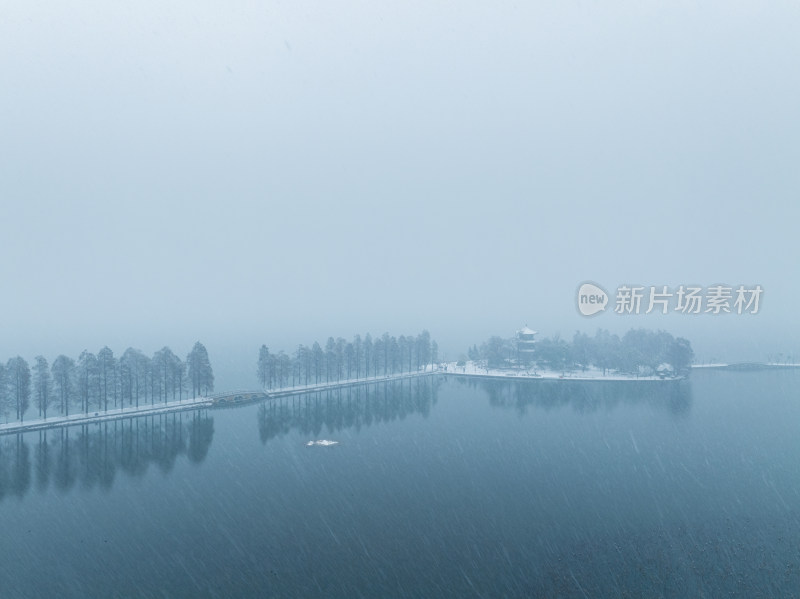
[153,347,180,403]
[187,342,213,397]
[51,355,75,416]
[311,342,323,384]
[353,334,362,379]
[325,337,336,383]
[363,334,373,379]
[33,356,53,419]
[97,346,116,412]
[335,338,346,381]
[7,356,31,422]
[170,354,187,401]
[119,348,142,408]
[257,345,270,389]
[344,341,355,379]
[77,350,98,414]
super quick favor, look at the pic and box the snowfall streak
[0,370,439,436]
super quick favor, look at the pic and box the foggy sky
[2,1,799,388]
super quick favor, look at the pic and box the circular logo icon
[577,282,608,316]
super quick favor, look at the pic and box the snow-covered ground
[441,361,681,381]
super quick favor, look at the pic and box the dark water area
[1,371,799,598]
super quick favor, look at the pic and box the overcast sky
[2,1,799,387]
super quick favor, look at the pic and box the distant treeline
[468,329,694,375]
[0,342,214,423]
[257,331,438,389]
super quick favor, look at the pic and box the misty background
[1,1,798,389]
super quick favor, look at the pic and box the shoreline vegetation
[4,358,794,437]
[443,362,686,381]
[0,368,439,437]
[10,326,788,437]
[466,328,694,379]
[0,330,440,435]
[0,342,215,426]
[256,330,438,390]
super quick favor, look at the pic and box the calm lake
[1,370,799,598]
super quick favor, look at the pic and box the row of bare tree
[257,331,438,389]
[0,342,214,423]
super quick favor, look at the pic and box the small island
[454,327,694,381]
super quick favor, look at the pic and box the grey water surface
[1,371,798,598]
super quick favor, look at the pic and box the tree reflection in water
[256,377,442,444]
[0,410,214,502]
[459,376,693,417]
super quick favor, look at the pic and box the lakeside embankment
[442,361,684,381]
[447,361,800,380]
[12,360,773,436]
[0,368,439,436]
